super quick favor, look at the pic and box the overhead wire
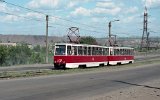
[0,0,46,16]
[0,11,106,35]
[49,22,106,34]
[1,0,106,31]
[0,11,44,22]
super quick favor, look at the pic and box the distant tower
[67,27,80,43]
[140,7,150,50]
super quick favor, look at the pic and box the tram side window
[96,47,99,55]
[67,46,71,55]
[116,49,120,55]
[126,49,129,55]
[102,48,105,55]
[107,48,109,55]
[104,48,109,55]
[114,49,118,55]
[117,49,120,55]
[84,47,87,55]
[73,46,77,55]
[130,50,133,55]
[124,49,127,55]
[92,47,96,55]
[96,47,101,55]
[120,49,123,55]
[88,47,91,55]
[78,46,83,55]
[125,49,128,55]
[126,49,128,55]
[128,49,130,55]
[99,48,102,55]
[131,49,134,55]
[55,45,66,55]
[124,49,126,55]
[129,49,132,55]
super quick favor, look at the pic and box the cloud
[93,7,121,15]
[67,0,91,8]
[96,2,116,8]
[124,6,138,14]
[0,3,7,12]
[0,12,44,22]
[0,3,21,22]
[71,1,121,17]
[95,1,121,15]
[27,0,60,8]
[24,12,44,19]
[68,1,78,8]
[2,15,19,22]
[122,16,135,23]
[71,7,91,16]
[0,3,20,12]
[143,0,160,7]
[120,14,140,23]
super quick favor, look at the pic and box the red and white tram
[53,43,134,69]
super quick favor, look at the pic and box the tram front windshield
[55,45,66,55]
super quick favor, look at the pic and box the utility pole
[108,20,119,46]
[46,15,49,63]
[108,21,111,46]
[140,7,149,50]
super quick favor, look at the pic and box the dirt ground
[92,79,160,100]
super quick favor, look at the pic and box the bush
[0,46,9,66]
[0,44,50,66]
[6,44,32,66]
[30,52,44,64]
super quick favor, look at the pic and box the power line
[0,11,105,34]
[1,0,105,30]
[49,22,106,34]
[0,11,44,22]
[1,0,107,37]
[0,0,46,16]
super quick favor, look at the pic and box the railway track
[0,55,160,72]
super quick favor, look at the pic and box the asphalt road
[0,63,160,100]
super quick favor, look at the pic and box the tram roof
[55,43,109,48]
[55,43,133,49]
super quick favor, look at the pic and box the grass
[0,58,160,79]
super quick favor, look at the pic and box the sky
[0,0,160,38]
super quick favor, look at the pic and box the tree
[33,45,41,52]
[30,52,44,64]
[0,46,8,66]
[7,44,32,65]
[79,36,98,45]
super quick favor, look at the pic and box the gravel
[91,79,160,100]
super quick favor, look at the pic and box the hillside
[0,34,159,47]
[0,34,63,46]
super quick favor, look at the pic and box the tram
[53,43,134,69]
